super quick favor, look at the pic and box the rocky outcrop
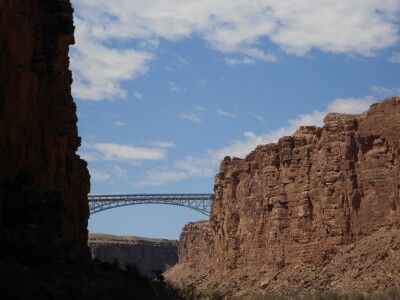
[89,234,178,277]
[0,0,90,258]
[166,98,400,297]
[167,228,400,298]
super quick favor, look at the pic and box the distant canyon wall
[89,234,178,277]
[167,98,400,296]
[0,0,90,258]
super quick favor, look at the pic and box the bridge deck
[88,193,213,216]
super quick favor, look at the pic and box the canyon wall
[0,0,90,258]
[167,98,400,297]
[89,234,178,277]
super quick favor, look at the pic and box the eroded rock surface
[166,98,400,297]
[89,233,178,277]
[0,0,90,258]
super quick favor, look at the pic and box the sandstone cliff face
[0,0,90,258]
[167,98,400,297]
[89,234,178,277]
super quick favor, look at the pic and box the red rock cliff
[0,0,90,258]
[167,98,400,296]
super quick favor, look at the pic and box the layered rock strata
[0,0,90,258]
[89,233,178,277]
[167,98,400,297]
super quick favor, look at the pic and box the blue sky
[70,0,400,240]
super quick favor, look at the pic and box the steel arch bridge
[88,193,213,216]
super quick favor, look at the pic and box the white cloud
[79,152,102,162]
[217,109,236,117]
[112,166,128,179]
[93,143,166,161]
[225,57,255,66]
[151,141,176,148]
[327,97,375,114]
[90,166,128,183]
[133,91,143,99]
[197,79,207,87]
[71,0,400,100]
[371,85,400,97]
[388,52,400,63]
[114,120,126,127]
[90,170,111,181]
[176,55,189,67]
[137,170,189,187]
[137,96,375,187]
[79,141,173,163]
[181,112,202,123]
[71,18,153,101]
[168,81,184,93]
[250,113,264,122]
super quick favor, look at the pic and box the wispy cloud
[371,85,400,97]
[114,120,126,127]
[217,109,236,117]
[151,141,176,148]
[224,57,255,66]
[388,52,400,63]
[197,79,207,87]
[90,170,111,181]
[133,91,143,99]
[250,113,264,122]
[90,166,128,183]
[176,55,189,67]
[181,112,202,123]
[168,81,185,93]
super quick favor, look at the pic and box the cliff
[0,0,90,258]
[89,233,178,277]
[166,98,400,298]
[0,2,172,298]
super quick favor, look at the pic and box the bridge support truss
[88,193,213,216]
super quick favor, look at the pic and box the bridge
[88,193,213,216]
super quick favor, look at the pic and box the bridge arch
[88,193,213,216]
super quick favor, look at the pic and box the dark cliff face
[0,0,90,258]
[166,98,400,297]
[89,234,178,277]
[0,2,171,298]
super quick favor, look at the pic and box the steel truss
[88,193,213,216]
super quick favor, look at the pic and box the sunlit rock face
[167,98,400,296]
[89,234,178,277]
[0,0,90,258]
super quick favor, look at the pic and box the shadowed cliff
[0,0,89,260]
[89,233,178,278]
[0,1,181,298]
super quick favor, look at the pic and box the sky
[70,0,400,240]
